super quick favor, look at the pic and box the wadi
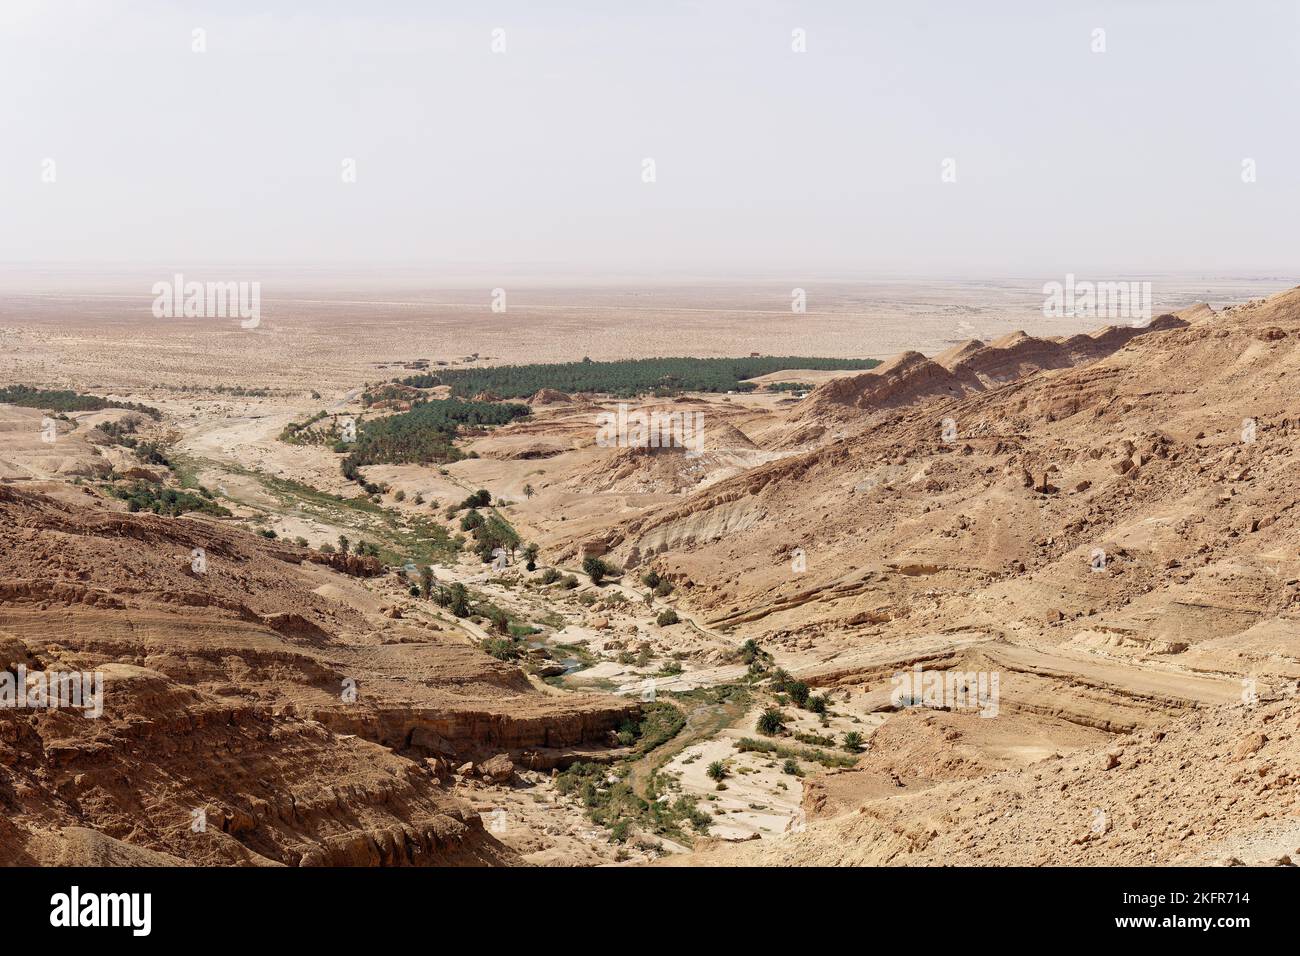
[3,277,1299,867]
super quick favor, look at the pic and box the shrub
[656,609,679,627]
[706,761,727,783]
[482,637,521,661]
[842,731,865,753]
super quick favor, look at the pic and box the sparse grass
[735,736,859,769]
[173,455,458,565]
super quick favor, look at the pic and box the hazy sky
[2,0,1298,276]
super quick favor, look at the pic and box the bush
[842,731,865,753]
[782,758,801,776]
[482,637,521,661]
[641,569,661,588]
[540,567,561,585]
[583,556,614,584]
[706,761,727,783]
[655,609,679,627]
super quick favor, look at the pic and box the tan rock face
[0,484,633,867]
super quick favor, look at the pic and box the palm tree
[523,542,539,571]
[523,483,535,499]
[337,535,350,555]
[757,706,786,736]
[706,761,727,783]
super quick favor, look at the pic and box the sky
[1,0,1298,276]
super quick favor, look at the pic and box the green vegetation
[106,482,231,518]
[842,731,865,753]
[340,398,528,476]
[706,760,728,783]
[756,706,786,735]
[554,700,711,842]
[481,637,522,661]
[655,609,679,627]
[172,455,459,566]
[395,356,880,400]
[615,701,688,753]
[554,762,711,843]
[765,381,814,392]
[786,681,810,707]
[793,730,836,748]
[0,385,160,418]
[735,737,859,769]
[583,556,615,584]
[278,410,351,446]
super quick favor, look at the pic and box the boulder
[479,754,515,783]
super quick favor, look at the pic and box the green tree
[583,556,611,584]
[787,681,810,708]
[419,565,434,599]
[337,535,350,555]
[706,761,727,783]
[757,706,786,736]
[842,731,865,753]
[448,582,470,617]
[523,542,539,571]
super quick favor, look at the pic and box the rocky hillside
[0,486,635,865]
